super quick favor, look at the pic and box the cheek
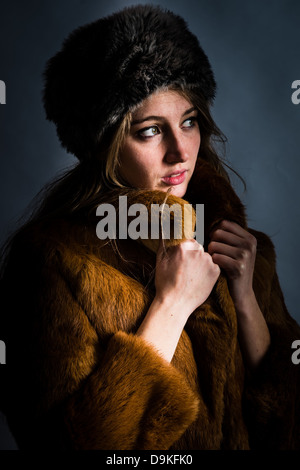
[119,145,155,183]
[193,133,201,155]
[185,130,201,159]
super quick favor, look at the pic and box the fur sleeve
[243,231,300,450]
[1,231,199,450]
[64,331,199,450]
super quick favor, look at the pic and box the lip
[161,170,187,186]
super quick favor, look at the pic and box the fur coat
[1,160,300,450]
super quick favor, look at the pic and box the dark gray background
[0,0,299,450]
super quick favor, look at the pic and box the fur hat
[43,4,216,161]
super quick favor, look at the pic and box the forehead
[131,89,194,119]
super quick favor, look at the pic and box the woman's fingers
[181,239,204,251]
[209,253,248,278]
[209,221,257,257]
[155,238,220,318]
[208,220,257,306]
[208,241,241,260]
[211,220,249,238]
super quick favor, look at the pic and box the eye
[138,126,160,138]
[182,117,197,128]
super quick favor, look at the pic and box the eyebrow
[131,106,197,126]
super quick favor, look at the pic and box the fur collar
[93,160,247,254]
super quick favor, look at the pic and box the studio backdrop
[0,0,299,450]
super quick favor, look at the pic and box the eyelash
[137,117,198,139]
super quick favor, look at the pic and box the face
[118,90,201,198]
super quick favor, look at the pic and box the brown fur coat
[1,161,300,450]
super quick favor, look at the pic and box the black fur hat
[43,4,216,160]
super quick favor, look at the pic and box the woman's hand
[207,220,257,310]
[136,239,220,362]
[155,239,221,321]
[208,220,270,371]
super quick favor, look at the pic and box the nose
[164,129,189,164]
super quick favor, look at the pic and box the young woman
[1,5,299,450]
